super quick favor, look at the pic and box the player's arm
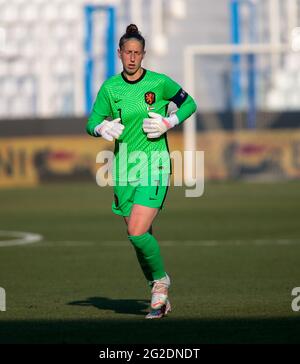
[165,78,197,124]
[143,75,197,138]
[86,84,124,141]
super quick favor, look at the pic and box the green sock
[133,247,153,282]
[133,226,154,282]
[128,232,166,281]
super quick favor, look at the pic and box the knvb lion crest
[145,92,156,105]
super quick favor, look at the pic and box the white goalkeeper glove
[94,118,125,141]
[142,112,179,139]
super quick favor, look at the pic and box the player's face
[118,40,145,77]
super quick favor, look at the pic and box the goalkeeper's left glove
[142,112,179,139]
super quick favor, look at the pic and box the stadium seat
[10,25,27,44]
[60,3,80,22]
[52,58,71,75]
[0,61,8,76]
[0,98,8,116]
[10,59,29,77]
[21,77,35,96]
[2,4,19,23]
[52,23,69,41]
[3,78,19,97]
[20,41,36,58]
[42,3,59,22]
[22,3,39,22]
[266,88,285,110]
[11,95,33,117]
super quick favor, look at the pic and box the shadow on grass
[68,296,149,316]
[0,316,300,344]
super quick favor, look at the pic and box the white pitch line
[0,231,43,247]
[102,239,300,247]
[15,239,300,248]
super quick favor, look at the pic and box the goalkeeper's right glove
[94,118,125,141]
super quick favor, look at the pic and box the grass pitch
[0,181,300,343]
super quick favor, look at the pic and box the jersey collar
[121,68,147,84]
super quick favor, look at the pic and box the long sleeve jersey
[86,69,197,183]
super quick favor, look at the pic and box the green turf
[0,181,300,343]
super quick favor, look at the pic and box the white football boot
[150,274,171,310]
[145,299,171,319]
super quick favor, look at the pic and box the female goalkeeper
[86,24,197,319]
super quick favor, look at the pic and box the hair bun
[126,24,139,35]
[119,24,145,50]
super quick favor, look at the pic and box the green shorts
[112,174,170,217]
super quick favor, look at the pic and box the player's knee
[127,225,148,236]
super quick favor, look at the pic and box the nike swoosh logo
[114,99,122,103]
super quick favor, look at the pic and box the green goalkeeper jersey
[86,69,197,183]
